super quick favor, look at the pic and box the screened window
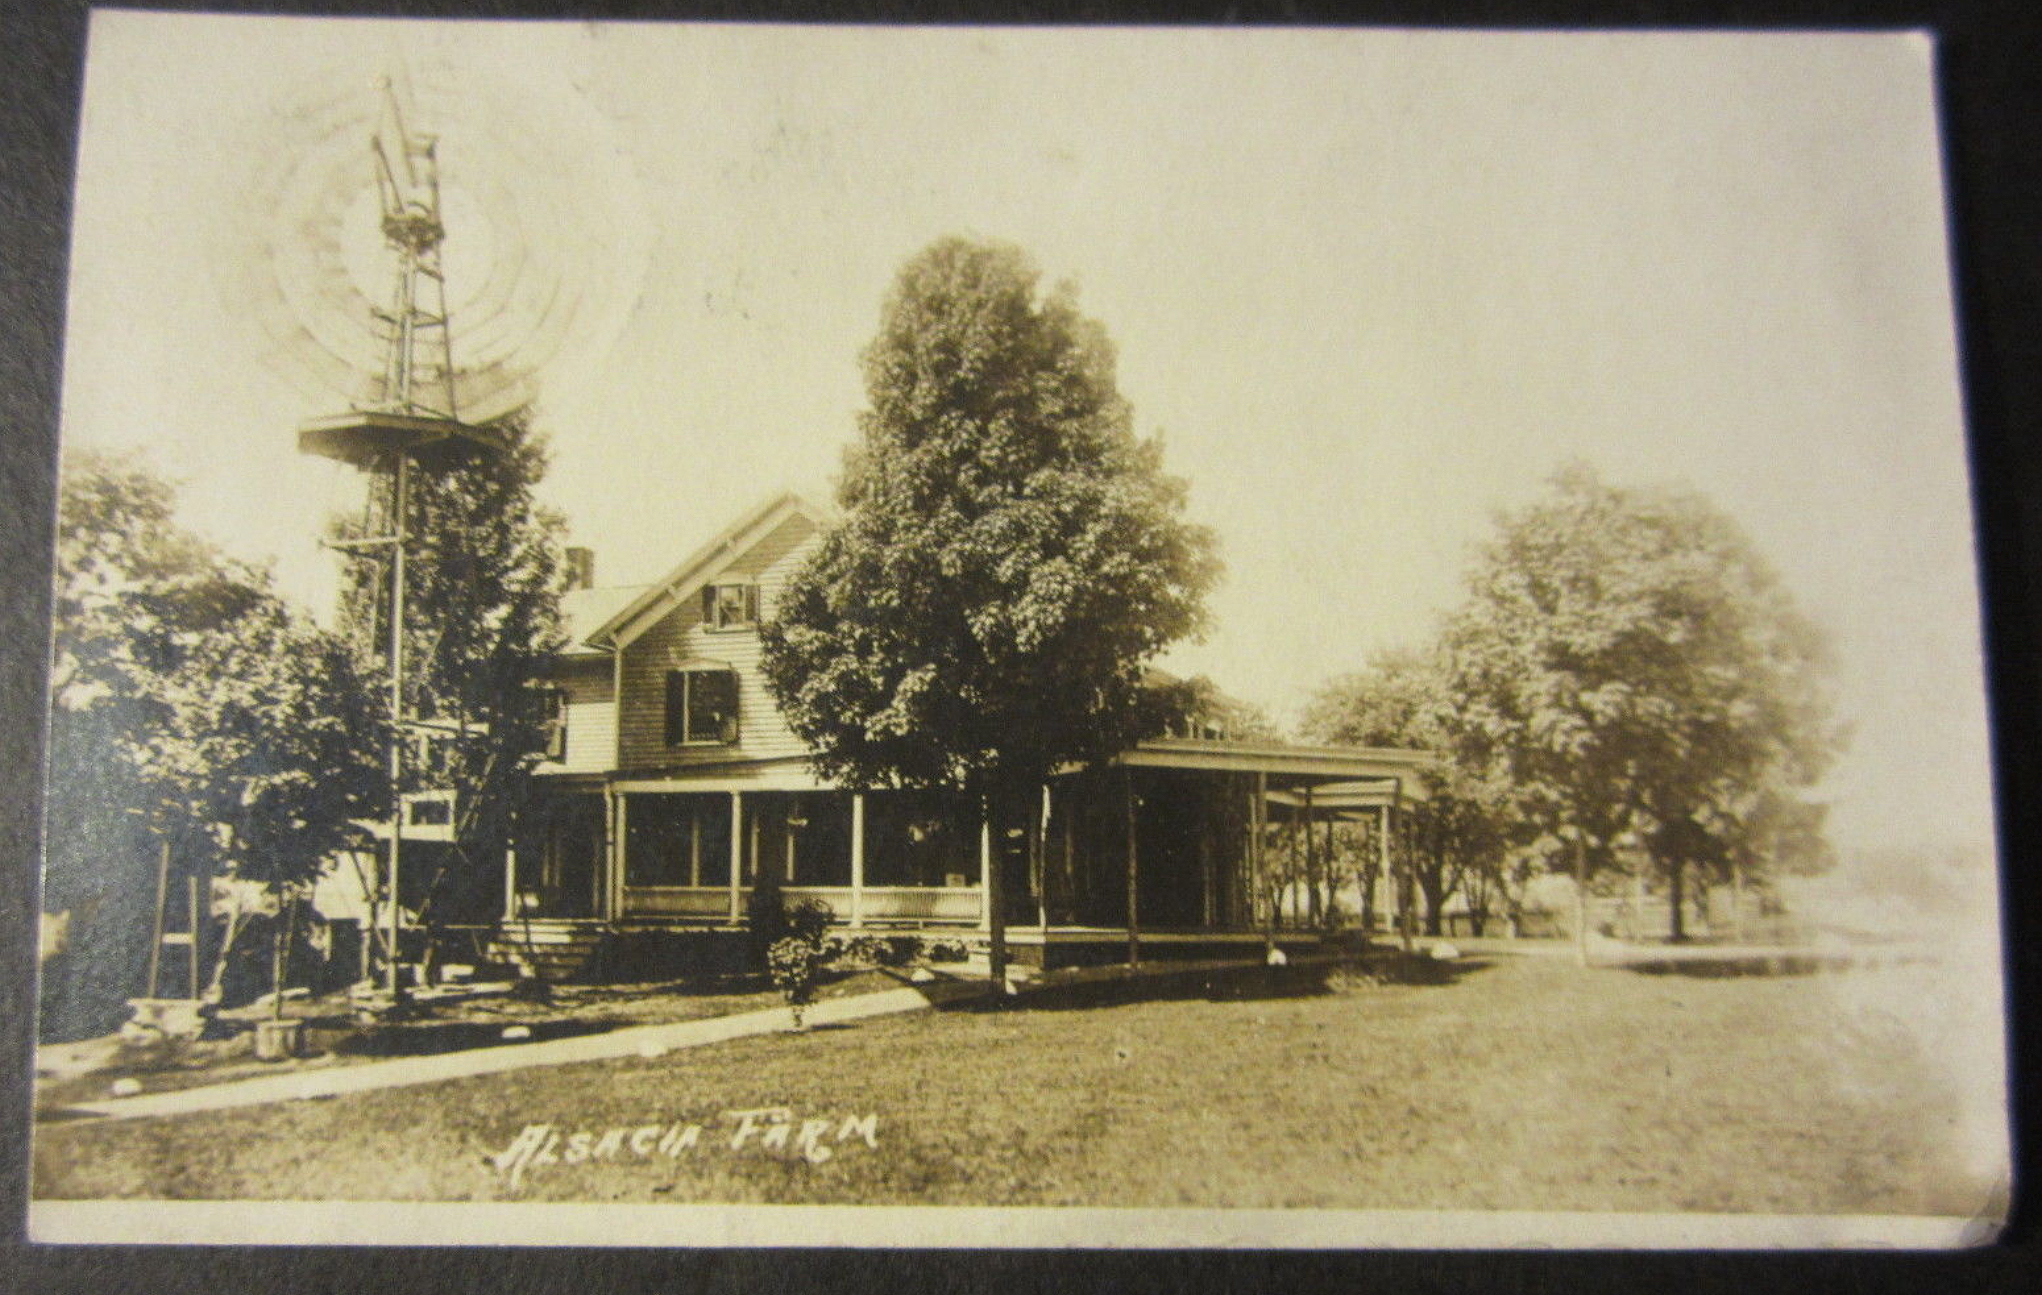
[664,669,739,745]
[625,793,733,887]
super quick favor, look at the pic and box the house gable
[607,498,827,773]
[588,492,829,652]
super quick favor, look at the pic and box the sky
[59,14,1993,862]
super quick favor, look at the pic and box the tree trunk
[1571,834,1589,966]
[269,892,288,1022]
[1667,856,1686,943]
[1730,856,1745,942]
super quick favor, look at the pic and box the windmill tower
[298,81,505,999]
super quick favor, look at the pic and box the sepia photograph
[24,11,2010,1248]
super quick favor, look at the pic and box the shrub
[879,935,923,967]
[767,937,827,1028]
[786,897,834,948]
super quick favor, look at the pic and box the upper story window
[665,668,740,746]
[539,687,568,761]
[701,582,759,630]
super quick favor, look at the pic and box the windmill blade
[210,55,653,428]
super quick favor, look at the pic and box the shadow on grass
[322,1017,625,1058]
[1616,953,1863,979]
[947,953,1495,1014]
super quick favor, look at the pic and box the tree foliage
[1440,463,1844,936]
[1303,649,1520,935]
[329,412,568,910]
[43,452,380,1037]
[761,237,1220,800]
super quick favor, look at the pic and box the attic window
[701,582,759,630]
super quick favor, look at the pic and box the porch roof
[1113,737,1436,800]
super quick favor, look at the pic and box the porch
[503,738,1435,959]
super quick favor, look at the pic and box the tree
[1442,464,1844,949]
[1139,671,1280,742]
[1303,649,1516,937]
[329,411,569,929]
[761,237,1219,982]
[43,452,381,1038]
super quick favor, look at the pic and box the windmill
[298,80,507,1001]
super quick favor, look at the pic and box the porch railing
[616,884,983,924]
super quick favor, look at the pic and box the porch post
[1303,784,1318,930]
[502,844,517,923]
[978,816,993,932]
[1124,768,1140,968]
[1035,784,1050,931]
[608,790,627,920]
[850,793,866,928]
[728,791,744,924]
[983,804,1009,988]
[1393,795,1414,953]
[1256,771,1272,956]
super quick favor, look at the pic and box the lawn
[31,953,2001,1215]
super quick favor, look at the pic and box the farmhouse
[496,492,1433,973]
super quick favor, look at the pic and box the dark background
[3,1,2038,1292]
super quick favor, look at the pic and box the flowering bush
[768,898,835,1028]
[767,936,826,1030]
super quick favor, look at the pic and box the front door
[517,793,605,919]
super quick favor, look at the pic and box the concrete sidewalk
[49,954,1302,1125]
[53,975,987,1125]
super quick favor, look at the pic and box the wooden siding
[616,513,820,771]
[535,657,618,776]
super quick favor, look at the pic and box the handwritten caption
[489,1107,880,1189]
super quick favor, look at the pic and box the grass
[31,953,2000,1215]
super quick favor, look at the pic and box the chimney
[564,546,596,591]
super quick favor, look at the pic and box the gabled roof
[583,491,831,650]
[556,584,652,657]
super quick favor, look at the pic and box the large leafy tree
[1442,464,1843,945]
[43,452,381,1039]
[1303,649,1517,937]
[329,411,568,922]
[762,237,1219,977]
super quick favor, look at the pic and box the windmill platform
[298,410,508,468]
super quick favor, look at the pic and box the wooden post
[727,791,743,924]
[850,793,866,928]
[609,790,627,920]
[1303,784,1319,930]
[1256,771,1273,957]
[386,450,408,1000]
[1392,803,1414,954]
[503,844,518,923]
[1324,812,1338,930]
[146,836,170,998]
[984,801,1007,987]
[1124,769,1140,969]
[186,873,200,1001]
[689,801,702,888]
[1377,804,1392,944]
[1035,785,1050,931]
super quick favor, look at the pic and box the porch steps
[484,920,613,982]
